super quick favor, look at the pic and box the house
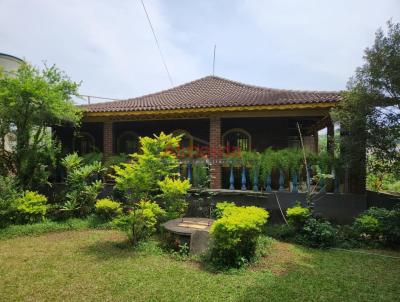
[54,76,364,193]
[0,53,23,152]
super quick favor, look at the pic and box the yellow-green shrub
[15,191,48,223]
[95,198,122,220]
[113,200,166,245]
[158,177,191,219]
[214,201,236,219]
[286,203,310,230]
[209,204,269,267]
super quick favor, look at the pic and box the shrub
[95,198,122,220]
[355,214,380,236]
[192,161,209,188]
[0,175,20,227]
[61,153,104,217]
[208,204,269,268]
[300,218,336,248]
[158,177,191,219]
[112,133,181,201]
[286,203,310,230]
[113,200,166,245]
[264,224,296,241]
[213,201,236,219]
[14,191,48,223]
[353,206,400,246]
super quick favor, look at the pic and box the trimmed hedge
[208,203,269,268]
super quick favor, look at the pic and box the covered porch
[54,112,344,193]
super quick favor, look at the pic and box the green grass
[0,229,399,301]
[0,217,112,240]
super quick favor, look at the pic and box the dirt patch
[252,241,306,275]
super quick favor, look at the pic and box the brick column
[209,116,222,189]
[103,121,113,160]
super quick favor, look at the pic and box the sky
[1,0,400,104]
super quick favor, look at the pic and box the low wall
[187,190,367,224]
[47,183,400,225]
[366,190,400,209]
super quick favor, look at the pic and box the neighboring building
[0,53,23,73]
[0,53,23,151]
[54,76,363,193]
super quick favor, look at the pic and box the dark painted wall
[187,192,367,224]
[53,123,103,154]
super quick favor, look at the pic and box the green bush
[61,153,104,217]
[14,191,48,223]
[95,198,122,220]
[354,206,400,246]
[264,224,296,241]
[387,181,400,193]
[192,161,209,188]
[0,175,20,227]
[158,177,191,219]
[208,204,269,268]
[213,201,236,219]
[112,132,181,201]
[355,214,380,236]
[286,203,310,230]
[113,200,166,245]
[300,218,336,248]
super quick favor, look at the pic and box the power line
[213,44,216,76]
[139,0,174,87]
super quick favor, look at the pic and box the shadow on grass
[83,235,166,261]
[83,238,137,260]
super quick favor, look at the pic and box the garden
[1,130,400,301]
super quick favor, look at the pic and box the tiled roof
[82,76,341,113]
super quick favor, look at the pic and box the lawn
[0,229,399,302]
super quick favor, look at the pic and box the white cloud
[240,0,400,87]
[1,0,399,101]
[0,0,203,102]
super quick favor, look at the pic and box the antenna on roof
[212,44,216,76]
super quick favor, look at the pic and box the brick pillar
[103,121,113,160]
[209,117,222,189]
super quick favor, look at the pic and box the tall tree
[332,20,400,190]
[0,63,82,189]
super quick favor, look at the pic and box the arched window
[172,129,193,149]
[73,132,95,154]
[222,128,251,152]
[117,131,139,154]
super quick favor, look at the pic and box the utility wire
[139,0,174,87]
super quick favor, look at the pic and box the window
[223,128,251,152]
[73,132,95,154]
[117,131,139,154]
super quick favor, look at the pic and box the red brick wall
[103,121,113,159]
[209,116,222,189]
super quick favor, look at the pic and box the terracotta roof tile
[81,76,341,113]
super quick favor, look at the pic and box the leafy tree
[0,63,81,189]
[332,21,400,188]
